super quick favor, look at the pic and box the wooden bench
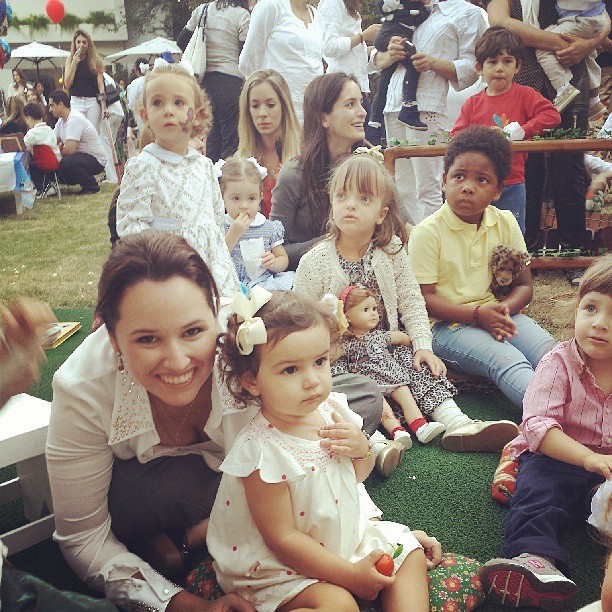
[0,394,54,555]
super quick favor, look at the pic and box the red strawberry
[375,553,394,576]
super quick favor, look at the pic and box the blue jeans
[432,314,557,408]
[496,182,526,234]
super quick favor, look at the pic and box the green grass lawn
[0,189,606,610]
[0,186,114,307]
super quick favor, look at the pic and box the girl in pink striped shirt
[482,256,612,609]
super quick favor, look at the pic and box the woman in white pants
[64,29,106,134]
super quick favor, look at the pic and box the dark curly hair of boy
[217,291,339,406]
[445,125,513,184]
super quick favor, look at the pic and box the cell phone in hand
[404,40,416,57]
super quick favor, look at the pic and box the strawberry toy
[374,544,403,576]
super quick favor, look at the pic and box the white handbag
[181,4,208,77]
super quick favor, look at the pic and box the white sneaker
[393,429,413,449]
[415,421,446,444]
[553,84,580,114]
[441,420,518,453]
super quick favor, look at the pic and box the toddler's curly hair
[218,291,339,406]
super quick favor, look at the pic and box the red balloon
[46,0,65,24]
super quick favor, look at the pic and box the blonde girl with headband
[116,58,240,299]
[294,151,518,452]
[337,285,445,446]
[218,156,294,290]
[209,288,440,611]
[64,29,106,133]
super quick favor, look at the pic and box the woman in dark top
[270,72,367,270]
[0,96,28,136]
[64,29,106,134]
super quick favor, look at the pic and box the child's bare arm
[262,244,289,273]
[539,428,612,479]
[497,267,533,315]
[420,284,516,342]
[390,331,412,347]
[243,471,393,599]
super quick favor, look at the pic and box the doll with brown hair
[335,285,446,446]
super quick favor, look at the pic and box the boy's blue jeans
[496,182,526,234]
[432,314,557,408]
[502,452,604,574]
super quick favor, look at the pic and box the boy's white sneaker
[392,429,413,449]
[415,421,445,444]
[441,419,518,452]
[553,84,580,114]
[482,553,577,609]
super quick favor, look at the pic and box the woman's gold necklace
[154,399,197,447]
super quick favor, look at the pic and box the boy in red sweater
[451,27,561,233]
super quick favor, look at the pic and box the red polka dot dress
[207,392,421,610]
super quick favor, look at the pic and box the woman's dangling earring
[117,352,125,373]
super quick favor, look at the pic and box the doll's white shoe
[392,429,413,449]
[415,421,446,444]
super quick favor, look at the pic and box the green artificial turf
[3,307,605,610]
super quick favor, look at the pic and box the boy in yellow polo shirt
[408,126,556,410]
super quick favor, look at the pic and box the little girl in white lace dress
[208,288,438,611]
[116,58,239,298]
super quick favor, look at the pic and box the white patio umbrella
[104,37,182,63]
[8,41,70,78]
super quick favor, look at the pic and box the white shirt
[186,3,250,78]
[238,0,324,122]
[46,325,259,610]
[24,122,61,161]
[116,143,240,299]
[318,0,370,92]
[383,0,486,119]
[54,110,108,166]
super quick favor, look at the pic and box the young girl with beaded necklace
[116,58,240,299]
[294,150,518,452]
[209,288,440,610]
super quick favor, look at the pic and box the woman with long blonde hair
[64,29,106,133]
[237,69,300,217]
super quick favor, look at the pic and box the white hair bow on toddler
[153,56,195,78]
[246,157,268,180]
[353,145,384,165]
[213,159,226,179]
[231,286,272,355]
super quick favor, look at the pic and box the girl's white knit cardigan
[293,236,433,352]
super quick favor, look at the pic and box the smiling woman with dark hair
[270,72,367,270]
[47,231,255,612]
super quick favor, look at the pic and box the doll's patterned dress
[206,393,421,611]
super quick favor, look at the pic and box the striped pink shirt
[510,339,612,459]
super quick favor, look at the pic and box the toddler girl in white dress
[208,288,438,611]
[116,58,239,298]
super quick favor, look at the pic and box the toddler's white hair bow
[231,286,272,355]
[353,145,384,165]
[139,62,150,74]
[213,159,226,179]
[153,56,195,78]
[247,157,268,180]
